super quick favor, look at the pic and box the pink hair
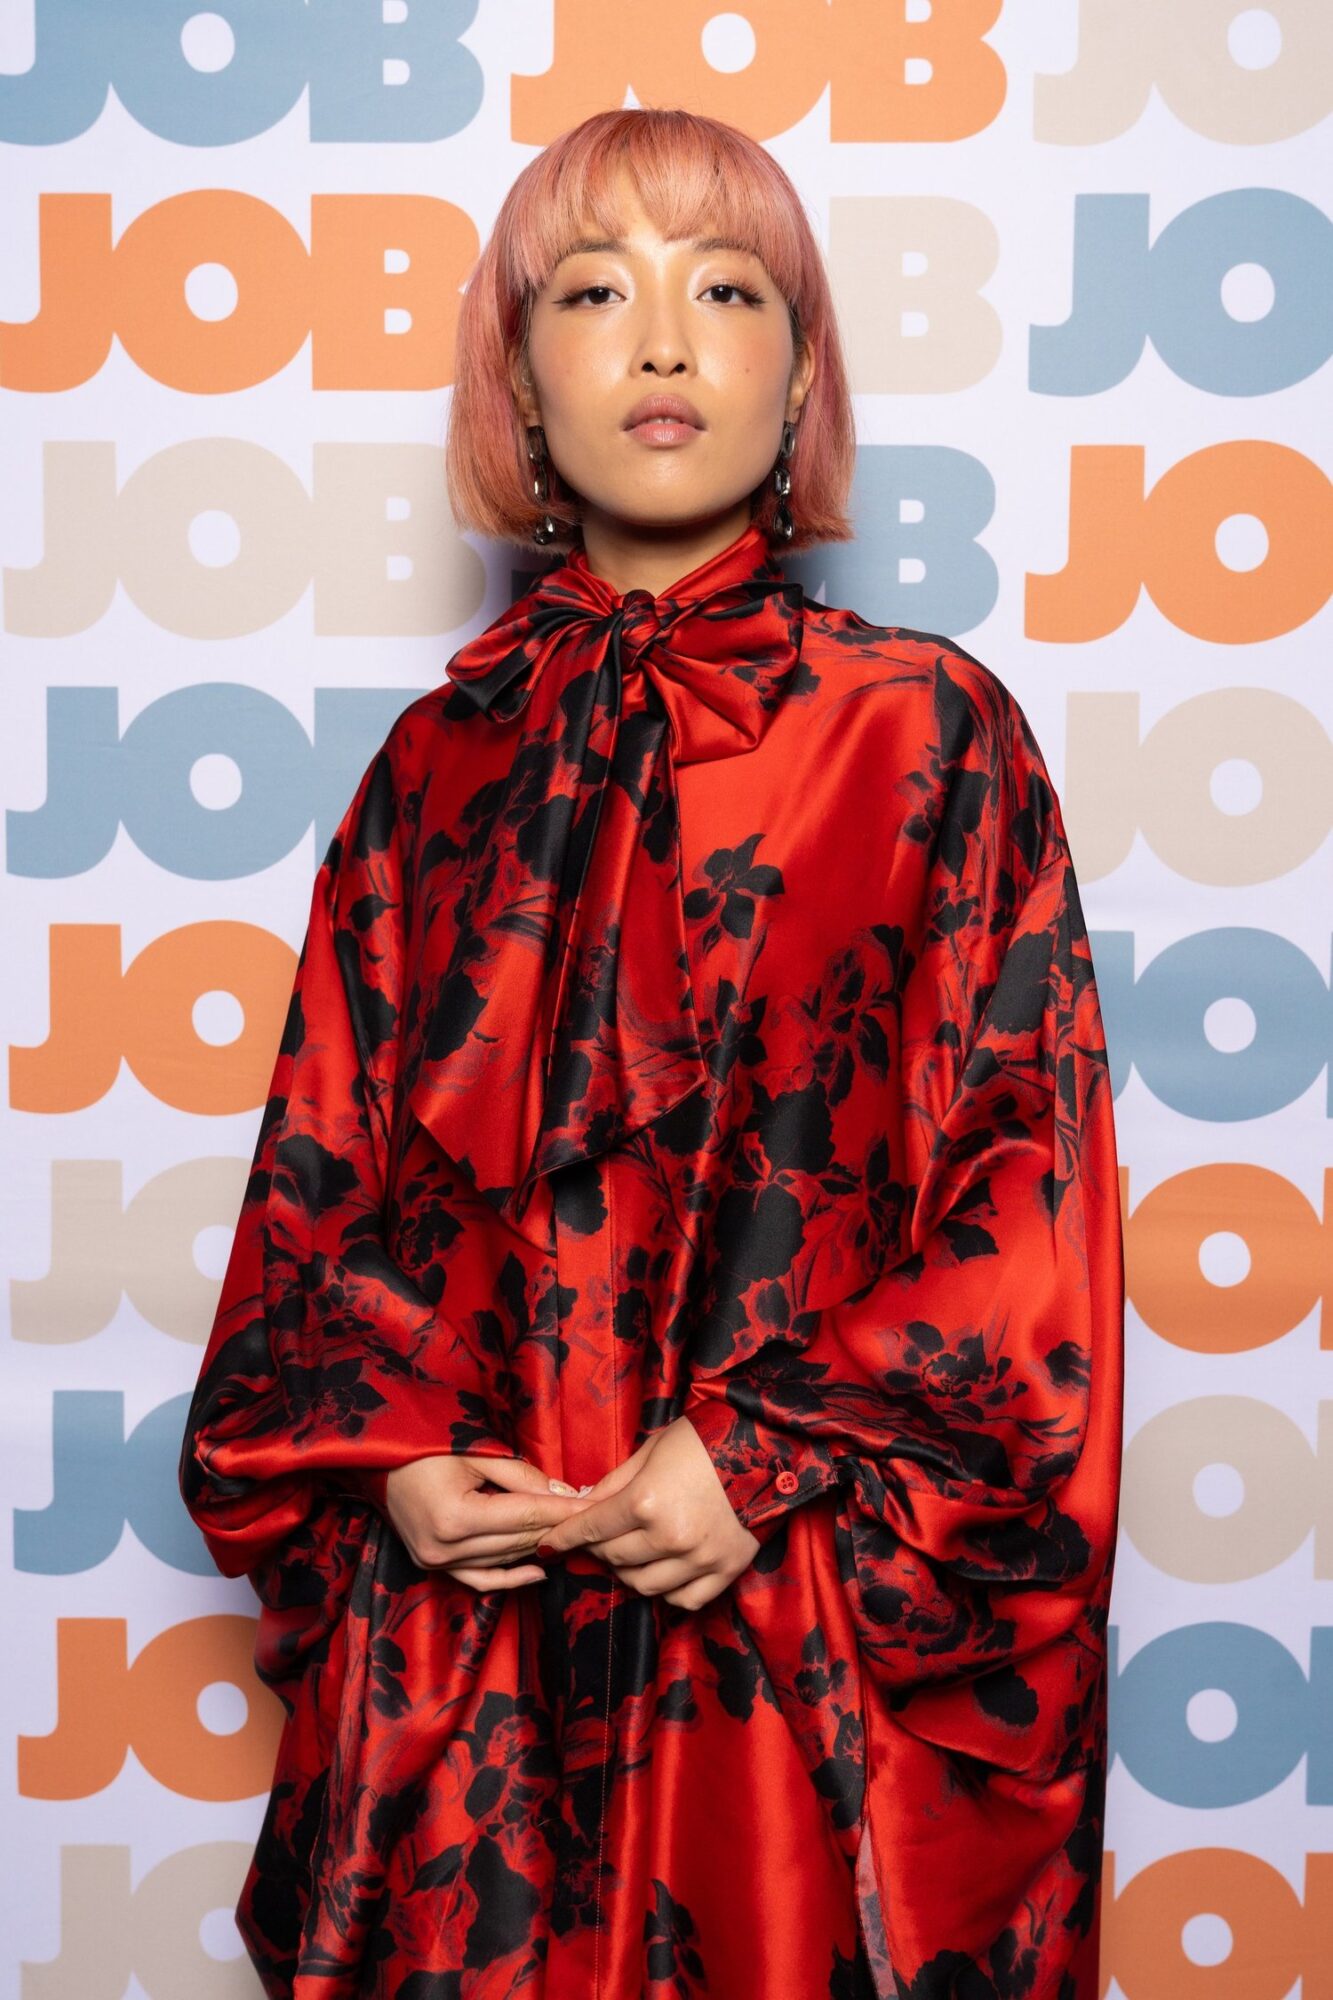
[445,108,856,554]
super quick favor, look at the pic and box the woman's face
[514,177,814,562]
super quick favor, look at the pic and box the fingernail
[577,1483,594,1495]
[548,1479,579,1496]
[534,1540,556,1556]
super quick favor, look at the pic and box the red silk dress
[179,519,1124,1999]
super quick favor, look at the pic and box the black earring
[772,420,796,542]
[527,425,558,546]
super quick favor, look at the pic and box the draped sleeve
[682,659,1124,1754]
[177,734,516,1589]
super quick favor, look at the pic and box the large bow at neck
[403,520,807,1237]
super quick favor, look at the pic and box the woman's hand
[532,1416,761,1610]
[383,1453,593,1589]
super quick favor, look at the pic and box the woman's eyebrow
[555,234,759,261]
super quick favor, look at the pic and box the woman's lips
[625,418,703,445]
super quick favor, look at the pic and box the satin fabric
[404,531,806,1234]
[180,519,1124,1999]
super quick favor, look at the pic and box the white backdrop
[3,3,1331,1992]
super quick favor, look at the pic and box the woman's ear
[510,350,541,431]
[787,342,816,424]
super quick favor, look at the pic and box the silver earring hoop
[773,420,796,542]
[527,425,558,546]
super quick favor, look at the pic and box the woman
[180,107,1124,2000]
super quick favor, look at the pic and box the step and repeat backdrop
[2,2,1330,1994]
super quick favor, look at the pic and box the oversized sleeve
[177,736,516,1590]
[682,659,1124,1734]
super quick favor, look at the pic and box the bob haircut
[445,107,856,554]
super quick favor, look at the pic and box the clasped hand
[382,1415,760,1611]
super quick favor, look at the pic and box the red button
[775,1469,799,1495]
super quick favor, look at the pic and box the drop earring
[772,420,796,543]
[527,425,558,546]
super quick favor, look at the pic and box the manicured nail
[577,1483,595,1495]
[534,1540,556,1556]
[548,1479,579,1496]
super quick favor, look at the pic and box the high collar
[445,519,805,765]
[558,518,785,615]
[404,521,809,1239]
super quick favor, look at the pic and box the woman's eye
[554,279,763,309]
[704,281,763,306]
[556,284,617,307]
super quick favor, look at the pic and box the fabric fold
[402,521,807,1229]
[177,744,517,1623]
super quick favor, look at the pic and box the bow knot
[403,521,806,1240]
[618,587,659,642]
[617,588,667,674]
